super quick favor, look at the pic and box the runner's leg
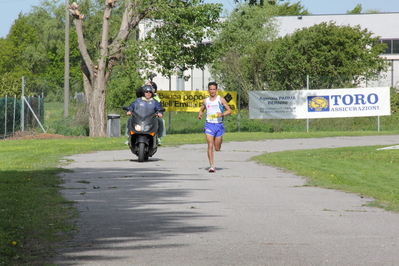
[214,123,224,151]
[205,133,215,166]
[214,136,223,151]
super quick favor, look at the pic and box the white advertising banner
[249,87,391,119]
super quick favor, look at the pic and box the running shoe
[209,166,216,173]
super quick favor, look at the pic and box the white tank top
[205,96,224,123]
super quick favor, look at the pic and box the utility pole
[64,0,70,117]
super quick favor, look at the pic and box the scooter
[123,105,165,162]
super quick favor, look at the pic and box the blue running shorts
[204,122,225,138]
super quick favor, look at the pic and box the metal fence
[0,96,44,139]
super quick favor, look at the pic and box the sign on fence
[157,91,238,113]
[249,87,391,119]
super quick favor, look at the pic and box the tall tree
[210,3,277,103]
[28,0,83,97]
[0,1,84,100]
[68,0,221,137]
[209,1,308,104]
[250,22,388,91]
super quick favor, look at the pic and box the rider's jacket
[128,97,163,114]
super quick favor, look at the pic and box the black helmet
[141,85,154,96]
[149,81,157,92]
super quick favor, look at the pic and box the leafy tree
[0,73,22,97]
[25,1,84,99]
[106,55,144,111]
[233,0,310,14]
[210,3,277,103]
[0,38,17,75]
[0,1,84,100]
[68,0,222,136]
[0,16,43,97]
[238,0,283,7]
[139,3,222,78]
[250,22,388,91]
[347,4,363,14]
[347,4,380,14]
[0,38,26,96]
[1,16,41,78]
[209,1,308,104]
[274,1,310,15]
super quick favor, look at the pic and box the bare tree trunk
[68,0,151,137]
[89,78,106,136]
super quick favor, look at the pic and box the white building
[275,13,399,88]
[138,19,212,91]
[146,12,399,90]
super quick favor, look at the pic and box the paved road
[55,135,399,266]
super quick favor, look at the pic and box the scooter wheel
[138,142,146,162]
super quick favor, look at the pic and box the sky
[2,0,399,38]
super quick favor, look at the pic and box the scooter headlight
[134,125,142,131]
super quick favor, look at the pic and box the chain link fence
[0,96,44,139]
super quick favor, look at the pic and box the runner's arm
[198,100,206,119]
[219,97,232,117]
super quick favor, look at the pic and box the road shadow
[55,164,219,265]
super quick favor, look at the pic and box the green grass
[44,102,65,123]
[252,145,399,212]
[0,137,125,265]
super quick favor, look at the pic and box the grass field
[1,101,399,265]
[253,144,399,212]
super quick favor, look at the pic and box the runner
[198,82,232,172]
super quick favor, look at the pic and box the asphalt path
[55,135,399,266]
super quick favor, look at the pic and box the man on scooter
[126,85,164,118]
[147,81,166,145]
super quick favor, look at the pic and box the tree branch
[68,2,94,83]
[98,0,113,75]
[105,0,155,79]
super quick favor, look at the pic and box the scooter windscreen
[132,101,157,119]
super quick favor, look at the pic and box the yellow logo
[308,96,329,112]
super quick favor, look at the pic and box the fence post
[4,95,7,137]
[378,73,381,131]
[13,96,16,136]
[306,75,310,133]
[21,76,25,131]
[23,96,46,133]
[64,0,70,118]
[237,76,241,133]
[168,75,172,134]
[392,59,394,89]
